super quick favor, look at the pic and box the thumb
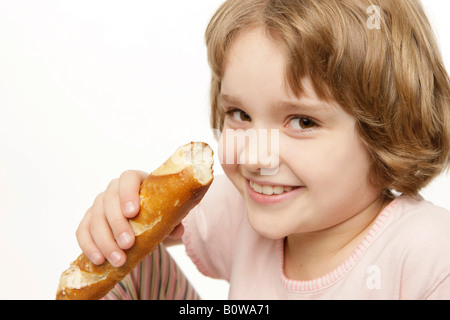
[168,223,185,240]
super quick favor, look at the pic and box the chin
[245,204,293,240]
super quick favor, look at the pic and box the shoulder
[195,174,246,224]
[181,175,246,280]
[392,195,450,247]
[184,174,246,229]
[201,174,244,206]
[383,196,450,298]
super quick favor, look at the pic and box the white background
[0,0,448,300]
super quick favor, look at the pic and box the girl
[76,0,450,299]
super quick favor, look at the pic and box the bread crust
[56,142,213,300]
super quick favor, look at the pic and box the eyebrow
[218,94,242,107]
[274,100,332,115]
[218,93,332,115]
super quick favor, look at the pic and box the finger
[76,208,105,265]
[119,170,149,218]
[89,193,127,267]
[168,223,185,240]
[103,187,135,250]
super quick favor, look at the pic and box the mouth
[246,179,304,205]
[249,180,296,195]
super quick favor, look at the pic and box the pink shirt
[182,175,450,299]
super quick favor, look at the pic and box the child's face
[218,27,383,239]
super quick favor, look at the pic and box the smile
[246,179,304,205]
[249,181,294,195]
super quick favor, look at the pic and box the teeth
[249,181,295,195]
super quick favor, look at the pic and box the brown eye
[236,111,251,121]
[226,109,251,122]
[289,117,316,130]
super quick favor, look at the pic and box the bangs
[207,0,372,121]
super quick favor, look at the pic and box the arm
[426,275,450,300]
[59,142,214,299]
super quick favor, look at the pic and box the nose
[230,128,279,176]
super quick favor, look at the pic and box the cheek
[218,130,242,186]
[312,136,376,205]
[288,134,374,194]
[218,127,242,166]
[334,138,372,184]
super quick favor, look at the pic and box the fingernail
[124,201,137,215]
[118,232,132,248]
[110,251,122,266]
[91,252,103,265]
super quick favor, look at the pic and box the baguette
[56,142,214,300]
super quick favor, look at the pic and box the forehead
[220,28,353,129]
[222,28,291,99]
[226,27,284,67]
[222,28,337,111]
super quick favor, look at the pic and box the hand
[76,170,148,267]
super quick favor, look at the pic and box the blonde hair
[205,0,450,196]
